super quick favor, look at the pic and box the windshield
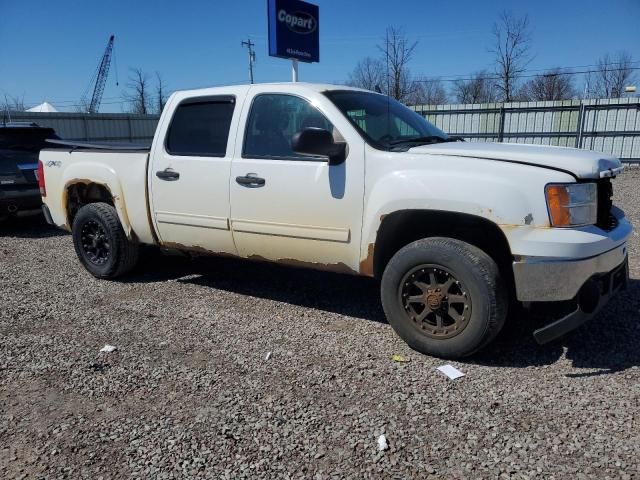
[324,90,452,150]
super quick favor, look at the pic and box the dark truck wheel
[381,237,507,359]
[72,202,139,279]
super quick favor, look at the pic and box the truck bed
[39,144,155,244]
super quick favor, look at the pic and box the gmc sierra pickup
[38,83,631,358]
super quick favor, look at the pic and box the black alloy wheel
[80,219,111,265]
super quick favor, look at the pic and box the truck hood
[409,141,623,179]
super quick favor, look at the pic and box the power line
[13,60,639,109]
[412,60,640,82]
[416,65,640,83]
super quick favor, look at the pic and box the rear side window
[166,97,235,157]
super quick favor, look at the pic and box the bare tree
[377,26,418,102]
[124,68,150,114]
[1,94,26,112]
[452,71,498,104]
[587,51,635,98]
[490,11,532,102]
[518,69,576,101]
[347,57,386,92]
[155,72,168,114]
[407,79,447,105]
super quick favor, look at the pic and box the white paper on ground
[265,351,272,360]
[100,344,117,353]
[436,364,465,380]
[377,434,389,451]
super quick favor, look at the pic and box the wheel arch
[364,209,514,290]
[63,178,134,240]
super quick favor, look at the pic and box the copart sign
[268,0,319,63]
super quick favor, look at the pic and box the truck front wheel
[72,202,139,279]
[381,237,507,359]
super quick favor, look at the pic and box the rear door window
[166,97,235,157]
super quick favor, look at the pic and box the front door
[229,91,365,273]
[149,95,239,254]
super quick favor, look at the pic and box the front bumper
[513,244,629,344]
[513,242,628,302]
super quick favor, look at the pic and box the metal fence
[413,98,640,163]
[3,111,160,144]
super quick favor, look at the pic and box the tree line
[1,70,168,115]
[348,11,637,105]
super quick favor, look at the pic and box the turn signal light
[545,183,597,227]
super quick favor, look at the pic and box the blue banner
[268,0,319,63]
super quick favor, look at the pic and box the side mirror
[291,127,346,166]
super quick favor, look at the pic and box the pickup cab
[39,83,632,358]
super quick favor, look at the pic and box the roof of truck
[173,82,373,98]
[247,82,369,91]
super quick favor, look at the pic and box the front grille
[596,178,616,231]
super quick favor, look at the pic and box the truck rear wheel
[72,202,139,279]
[381,237,507,359]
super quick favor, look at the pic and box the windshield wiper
[387,135,462,146]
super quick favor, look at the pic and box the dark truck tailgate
[0,124,59,216]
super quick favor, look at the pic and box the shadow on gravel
[128,252,639,373]
[473,279,640,376]
[0,215,67,238]
[128,252,387,324]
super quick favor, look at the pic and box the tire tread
[72,202,138,279]
[381,237,507,359]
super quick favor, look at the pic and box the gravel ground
[1,169,639,479]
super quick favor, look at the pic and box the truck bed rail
[45,139,151,152]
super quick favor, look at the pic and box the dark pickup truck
[0,122,59,221]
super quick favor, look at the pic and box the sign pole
[291,59,299,82]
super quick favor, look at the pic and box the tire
[72,202,139,279]
[381,237,507,359]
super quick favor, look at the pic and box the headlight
[545,183,597,227]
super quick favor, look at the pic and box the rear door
[149,94,240,253]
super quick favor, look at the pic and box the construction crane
[81,35,116,114]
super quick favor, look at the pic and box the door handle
[235,173,265,188]
[156,168,180,181]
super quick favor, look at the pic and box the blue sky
[1,0,638,111]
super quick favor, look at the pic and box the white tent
[26,102,58,113]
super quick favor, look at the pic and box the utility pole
[241,39,256,84]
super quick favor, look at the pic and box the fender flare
[60,162,133,239]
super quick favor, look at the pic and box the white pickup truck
[38,83,631,358]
